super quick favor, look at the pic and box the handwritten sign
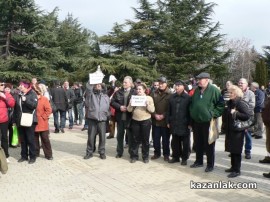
[89,66,105,84]
[131,95,147,106]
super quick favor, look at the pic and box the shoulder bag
[20,98,35,127]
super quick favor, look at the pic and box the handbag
[12,125,19,146]
[19,98,35,127]
[233,116,254,132]
[0,147,8,174]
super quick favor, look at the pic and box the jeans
[244,130,252,155]
[53,110,66,129]
[152,126,170,157]
[66,108,74,127]
[74,102,84,124]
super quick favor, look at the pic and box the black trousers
[0,121,9,158]
[18,125,36,160]
[193,122,215,167]
[171,134,190,161]
[231,153,241,173]
[86,119,106,155]
[131,119,152,160]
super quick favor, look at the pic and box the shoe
[255,135,263,139]
[100,154,106,159]
[60,128,65,133]
[107,136,114,139]
[168,158,180,163]
[227,171,240,178]
[225,168,234,172]
[181,160,187,166]
[54,129,59,133]
[81,127,88,131]
[69,126,73,129]
[130,159,136,163]
[190,162,203,168]
[263,172,270,178]
[18,158,28,163]
[164,156,169,161]
[143,159,149,163]
[245,154,251,159]
[28,158,36,164]
[151,155,160,160]
[205,166,214,172]
[46,157,53,160]
[83,154,93,159]
[259,157,270,163]
[115,154,122,158]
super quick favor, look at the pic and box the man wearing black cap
[189,72,224,172]
[151,76,172,161]
[167,80,191,165]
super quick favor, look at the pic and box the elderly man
[189,72,224,172]
[238,78,255,159]
[111,76,137,159]
[250,82,265,139]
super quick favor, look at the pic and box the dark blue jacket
[254,89,265,113]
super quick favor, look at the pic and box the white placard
[89,66,105,84]
[131,95,147,106]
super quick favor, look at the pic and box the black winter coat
[167,92,191,136]
[111,88,137,123]
[50,86,68,111]
[224,98,250,154]
[13,89,38,126]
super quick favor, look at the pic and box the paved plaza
[1,122,270,202]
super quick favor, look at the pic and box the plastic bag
[12,125,19,146]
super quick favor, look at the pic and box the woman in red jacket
[0,82,15,161]
[32,84,53,160]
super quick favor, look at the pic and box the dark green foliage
[254,59,268,87]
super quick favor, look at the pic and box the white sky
[35,0,270,53]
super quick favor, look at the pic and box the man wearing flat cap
[189,72,224,172]
[167,80,191,165]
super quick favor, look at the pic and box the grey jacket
[243,89,255,115]
[85,84,110,121]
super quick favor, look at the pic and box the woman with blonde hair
[224,85,251,178]
[32,84,53,160]
[38,83,50,100]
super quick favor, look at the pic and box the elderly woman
[0,81,15,162]
[13,80,38,164]
[127,83,155,163]
[32,84,53,160]
[224,85,251,178]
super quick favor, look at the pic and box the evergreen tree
[254,59,268,87]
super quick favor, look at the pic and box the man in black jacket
[50,81,68,133]
[111,76,137,159]
[73,82,84,126]
[167,80,191,165]
[63,81,75,129]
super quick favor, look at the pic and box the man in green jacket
[189,72,224,172]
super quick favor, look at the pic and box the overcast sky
[35,0,270,53]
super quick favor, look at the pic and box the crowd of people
[0,73,270,179]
